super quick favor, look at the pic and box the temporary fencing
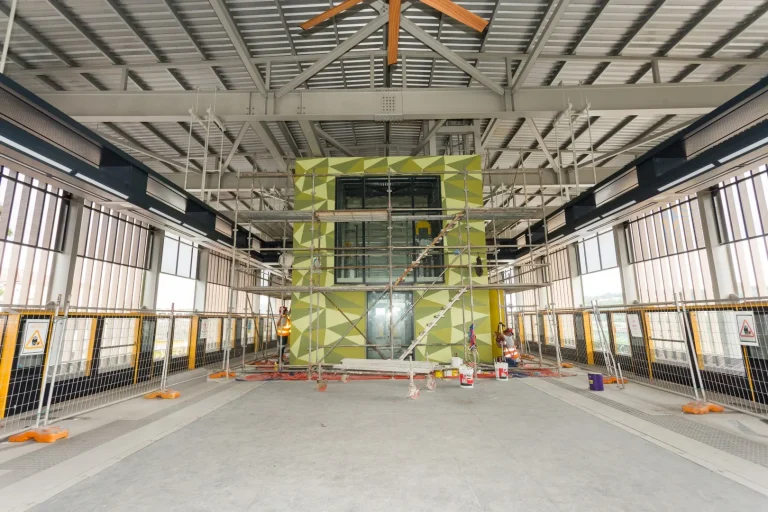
[0,300,279,440]
[510,295,768,417]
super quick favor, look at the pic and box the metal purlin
[585,102,598,186]
[567,103,579,193]
[183,89,200,191]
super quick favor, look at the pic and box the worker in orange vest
[502,327,521,367]
[276,306,291,361]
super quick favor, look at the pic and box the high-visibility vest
[504,344,519,360]
[277,316,291,337]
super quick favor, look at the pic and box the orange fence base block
[144,389,181,400]
[209,371,237,379]
[9,426,69,443]
[682,401,710,415]
[707,403,725,413]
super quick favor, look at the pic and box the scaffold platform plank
[239,207,543,223]
[236,282,547,295]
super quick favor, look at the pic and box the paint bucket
[434,369,444,378]
[459,366,474,388]
[451,356,462,368]
[588,373,604,391]
[494,361,509,381]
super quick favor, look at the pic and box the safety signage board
[20,320,50,355]
[736,312,759,347]
[628,314,643,338]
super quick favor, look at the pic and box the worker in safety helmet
[502,327,521,367]
[276,306,291,361]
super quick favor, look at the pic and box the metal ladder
[399,286,468,360]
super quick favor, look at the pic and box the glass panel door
[366,292,413,359]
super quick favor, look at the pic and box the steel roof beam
[299,120,324,157]
[208,0,267,95]
[675,1,768,83]
[160,0,227,90]
[275,5,400,99]
[6,52,767,80]
[411,120,446,156]
[511,0,572,91]
[223,123,249,170]
[250,122,287,171]
[525,118,560,171]
[277,122,302,158]
[313,125,355,157]
[41,82,749,122]
[400,17,504,95]
[548,0,611,86]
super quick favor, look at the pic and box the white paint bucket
[451,356,462,368]
[459,366,474,388]
[495,361,509,381]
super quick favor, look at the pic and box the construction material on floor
[332,358,439,374]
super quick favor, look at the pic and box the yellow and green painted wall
[289,155,494,365]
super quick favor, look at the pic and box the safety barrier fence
[509,297,768,418]
[0,303,280,440]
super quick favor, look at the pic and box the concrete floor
[0,374,763,512]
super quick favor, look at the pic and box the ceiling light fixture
[658,164,714,191]
[149,206,181,224]
[75,173,128,199]
[0,135,72,174]
[601,200,637,218]
[718,135,768,163]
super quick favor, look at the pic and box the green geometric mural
[290,155,492,365]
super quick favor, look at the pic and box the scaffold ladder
[399,286,468,360]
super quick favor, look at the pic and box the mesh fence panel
[0,304,272,440]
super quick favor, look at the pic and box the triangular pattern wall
[290,156,492,365]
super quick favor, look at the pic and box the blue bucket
[588,373,604,391]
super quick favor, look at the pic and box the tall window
[506,263,541,309]
[576,231,622,306]
[626,196,712,303]
[206,250,231,313]
[713,166,768,298]
[205,250,260,314]
[72,201,152,309]
[0,167,67,305]
[156,234,198,311]
[544,248,573,308]
[335,176,443,284]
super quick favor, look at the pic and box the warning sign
[736,312,759,347]
[20,320,50,355]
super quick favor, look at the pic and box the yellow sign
[20,320,50,355]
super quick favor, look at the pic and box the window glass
[598,232,617,269]
[584,236,601,273]
[612,313,631,356]
[100,317,136,371]
[626,196,713,302]
[177,241,193,278]
[582,268,623,306]
[335,176,442,284]
[0,167,68,306]
[156,273,195,311]
[712,166,768,298]
[161,237,179,274]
